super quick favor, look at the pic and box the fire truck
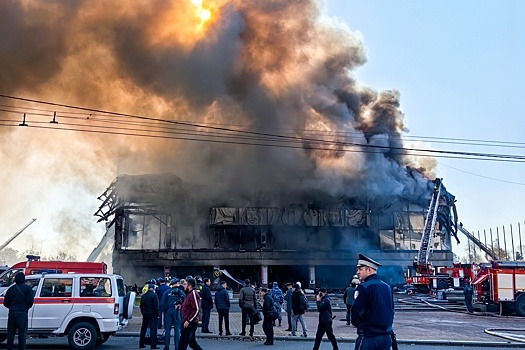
[0,255,107,293]
[472,261,525,316]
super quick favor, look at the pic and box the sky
[0,0,523,264]
[326,0,525,259]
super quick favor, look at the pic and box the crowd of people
[137,253,396,350]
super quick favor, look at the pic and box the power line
[438,162,525,186]
[1,94,524,162]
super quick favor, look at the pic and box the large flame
[191,0,213,29]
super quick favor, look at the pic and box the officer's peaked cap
[356,253,382,269]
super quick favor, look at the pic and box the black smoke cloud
[0,0,436,258]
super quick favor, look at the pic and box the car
[0,273,135,350]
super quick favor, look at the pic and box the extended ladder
[415,179,442,274]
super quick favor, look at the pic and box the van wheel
[0,334,6,343]
[68,322,98,350]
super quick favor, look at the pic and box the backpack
[300,294,309,311]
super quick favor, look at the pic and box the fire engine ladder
[457,224,499,260]
[416,180,442,272]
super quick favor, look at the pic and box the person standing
[283,282,293,331]
[178,277,203,350]
[162,278,185,350]
[214,281,232,336]
[261,287,274,345]
[140,284,159,349]
[463,281,474,313]
[312,288,339,350]
[3,272,34,350]
[200,278,213,333]
[238,279,256,337]
[269,282,284,326]
[351,254,394,350]
[290,283,308,337]
[156,277,170,329]
[343,276,360,325]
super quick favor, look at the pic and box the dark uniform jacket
[284,289,293,311]
[3,275,34,313]
[201,284,213,310]
[316,294,333,323]
[214,285,230,311]
[161,287,185,312]
[343,286,356,306]
[262,294,275,318]
[140,290,159,316]
[351,274,394,337]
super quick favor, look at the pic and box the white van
[0,273,135,349]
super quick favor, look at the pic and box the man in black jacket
[261,287,274,345]
[3,272,34,350]
[140,284,160,349]
[312,288,339,350]
[200,278,214,333]
[214,281,231,336]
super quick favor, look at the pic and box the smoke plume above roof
[0,0,435,258]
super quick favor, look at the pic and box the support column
[309,266,316,289]
[261,265,268,288]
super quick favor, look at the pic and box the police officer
[351,254,394,350]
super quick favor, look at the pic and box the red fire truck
[0,255,107,292]
[472,261,525,316]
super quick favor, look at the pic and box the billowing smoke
[0,0,435,259]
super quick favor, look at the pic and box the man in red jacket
[178,277,203,350]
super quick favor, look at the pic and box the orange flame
[191,0,213,30]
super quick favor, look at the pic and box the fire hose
[484,329,525,343]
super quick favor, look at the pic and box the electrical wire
[439,162,525,186]
[1,94,524,162]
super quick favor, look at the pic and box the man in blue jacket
[351,254,394,350]
[162,279,185,350]
[214,281,231,336]
[3,272,34,350]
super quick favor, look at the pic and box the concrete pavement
[117,306,525,347]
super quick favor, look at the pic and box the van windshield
[0,268,23,287]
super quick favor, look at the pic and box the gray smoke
[0,0,436,258]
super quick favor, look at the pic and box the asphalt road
[3,337,525,349]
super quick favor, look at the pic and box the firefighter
[351,254,394,350]
[463,280,474,313]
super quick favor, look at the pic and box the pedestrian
[139,284,159,349]
[269,282,284,326]
[261,287,275,345]
[214,281,232,336]
[343,276,360,325]
[284,282,293,331]
[162,278,185,350]
[3,272,34,350]
[178,277,203,350]
[156,277,170,329]
[200,278,213,333]
[463,280,474,313]
[290,283,308,337]
[238,279,256,337]
[351,254,394,350]
[312,288,339,350]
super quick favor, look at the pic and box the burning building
[2,0,458,281]
[95,172,456,289]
